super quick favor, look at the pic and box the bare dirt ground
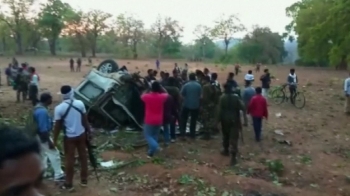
[0,56,349,196]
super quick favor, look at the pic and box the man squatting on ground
[53,85,91,191]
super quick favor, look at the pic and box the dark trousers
[170,117,177,140]
[64,133,88,185]
[29,85,38,106]
[252,117,262,142]
[289,85,297,103]
[179,107,199,138]
[221,120,240,154]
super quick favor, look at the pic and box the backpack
[26,104,47,137]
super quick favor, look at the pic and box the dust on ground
[0,56,349,196]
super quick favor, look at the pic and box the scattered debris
[274,130,284,136]
[100,160,116,168]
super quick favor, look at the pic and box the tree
[150,15,182,59]
[0,21,11,52]
[85,9,112,57]
[0,0,35,55]
[193,25,211,58]
[234,26,285,64]
[64,10,89,57]
[38,0,73,55]
[23,18,41,52]
[114,14,144,59]
[285,0,350,69]
[211,14,245,55]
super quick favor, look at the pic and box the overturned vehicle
[73,60,147,130]
[73,59,201,133]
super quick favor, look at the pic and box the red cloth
[248,94,268,118]
[141,92,168,125]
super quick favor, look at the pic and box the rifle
[240,126,244,144]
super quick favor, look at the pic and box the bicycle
[270,84,306,109]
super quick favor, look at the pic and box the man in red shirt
[247,87,268,142]
[141,81,168,157]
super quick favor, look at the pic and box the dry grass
[0,56,349,196]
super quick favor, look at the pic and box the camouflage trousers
[16,88,28,102]
[201,104,216,133]
[221,120,240,154]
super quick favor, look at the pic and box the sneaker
[147,153,154,159]
[171,139,176,143]
[80,180,88,187]
[59,184,74,192]
[54,175,65,182]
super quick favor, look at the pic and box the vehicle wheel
[271,88,285,105]
[293,92,306,109]
[97,59,119,73]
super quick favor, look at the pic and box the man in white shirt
[28,67,39,106]
[244,70,254,85]
[53,85,91,191]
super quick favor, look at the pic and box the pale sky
[63,0,298,43]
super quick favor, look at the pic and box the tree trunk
[202,43,205,58]
[49,39,56,56]
[157,48,162,59]
[336,55,347,70]
[132,41,138,59]
[15,33,23,55]
[91,38,96,57]
[81,47,86,57]
[77,34,86,57]
[224,39,229,55]
[91,47,96,57]
[2,36,6,52]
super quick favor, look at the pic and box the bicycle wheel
[293,92,306,109]
[271,88,285,105]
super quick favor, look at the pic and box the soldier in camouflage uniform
[200,76,216,140]
[210,73,222,134]
[14,68,29,103]
[216,84,247,166]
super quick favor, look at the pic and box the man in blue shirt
[34,93,64,182]
[179,73,202,139]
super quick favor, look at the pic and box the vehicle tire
[271,88,285,105]
[97,59,119,73]
[293,92,306,109]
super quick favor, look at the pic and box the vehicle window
[79,81,104,101]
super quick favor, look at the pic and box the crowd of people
[3,58,40,105]
[0,60,303,195]
[141,62,273,166]
[0,84,90,195]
